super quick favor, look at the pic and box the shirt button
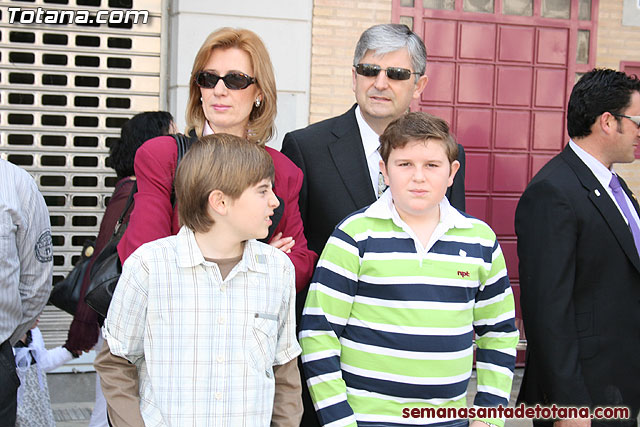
[218,317,225,324]
[217,355,224,363]
[215,392,222,400]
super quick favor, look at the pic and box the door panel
[495,110,530,149]
[459,22,497,60]
[499,26,535,63]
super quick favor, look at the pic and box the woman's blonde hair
[185,28,277,146]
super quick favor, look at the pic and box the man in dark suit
[516,68,640,426]
[282,23,465,258]
[282,23,465,427]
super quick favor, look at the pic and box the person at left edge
[0,159,53,426]
[95,27,314,427]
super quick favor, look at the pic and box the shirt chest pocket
[249,313,278,371]
[0,212,17,270]
[0,210,16,238]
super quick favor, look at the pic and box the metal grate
[0,0,162,347]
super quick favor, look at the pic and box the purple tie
[609,174,640,258]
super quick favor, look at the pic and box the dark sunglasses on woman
[195,71,256,90]
[353,63,421,81]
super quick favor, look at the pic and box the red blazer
[117,135,317,292]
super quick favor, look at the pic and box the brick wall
[309,0,391,124]
[597,0,640,196]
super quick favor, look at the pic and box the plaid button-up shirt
[104,226,300,426]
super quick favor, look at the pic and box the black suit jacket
[281,104,466,257]
[515,145,640,421]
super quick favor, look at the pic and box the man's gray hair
[353,24,427,77]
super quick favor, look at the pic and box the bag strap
[170,132,197,207]
[175,133,193,165]
[112,181,138,237]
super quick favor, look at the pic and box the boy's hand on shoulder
[269,232,295,254]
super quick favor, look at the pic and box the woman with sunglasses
[95,28,315,427]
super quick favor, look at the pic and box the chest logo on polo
[457,270,470,278]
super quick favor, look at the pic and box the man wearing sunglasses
[281,23,465,427]
[282,23,465,260]
[516,68,640,426]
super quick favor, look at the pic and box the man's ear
[599,112,619,136]
[379,159,390,186]
[448,160,460,187]
[208,190,228,216]
[352,67,358,94]
[412,74,429,100]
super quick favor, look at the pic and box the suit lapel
[561,146,640,273]
[327,106,377,208]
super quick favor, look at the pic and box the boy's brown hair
[379,112,458,165]
[175,133,274,233]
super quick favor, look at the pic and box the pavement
[49,370,96,427]
[53,402,94,426]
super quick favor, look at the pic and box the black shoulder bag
[84,134,195,318]
[48,239,95,315]
[84,181,137,318]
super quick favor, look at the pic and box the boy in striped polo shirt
[299,112,519,427]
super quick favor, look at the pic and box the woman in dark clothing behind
[63,111,174,427]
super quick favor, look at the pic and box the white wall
[165,0,313,149]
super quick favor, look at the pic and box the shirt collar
[355,105,382,157]
[176,226,268,274]
[364,189,473,231]
[568,139,614,190]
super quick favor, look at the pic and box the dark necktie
[609,174,640,258]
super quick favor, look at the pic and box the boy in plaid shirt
[105,134,301,426]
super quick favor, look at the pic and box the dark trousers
[0,338,19,427]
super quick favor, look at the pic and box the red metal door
[394,0,598,365]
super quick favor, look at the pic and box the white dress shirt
[104,226,300,426]
[0,160,52,345]
[355,106,384,197]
